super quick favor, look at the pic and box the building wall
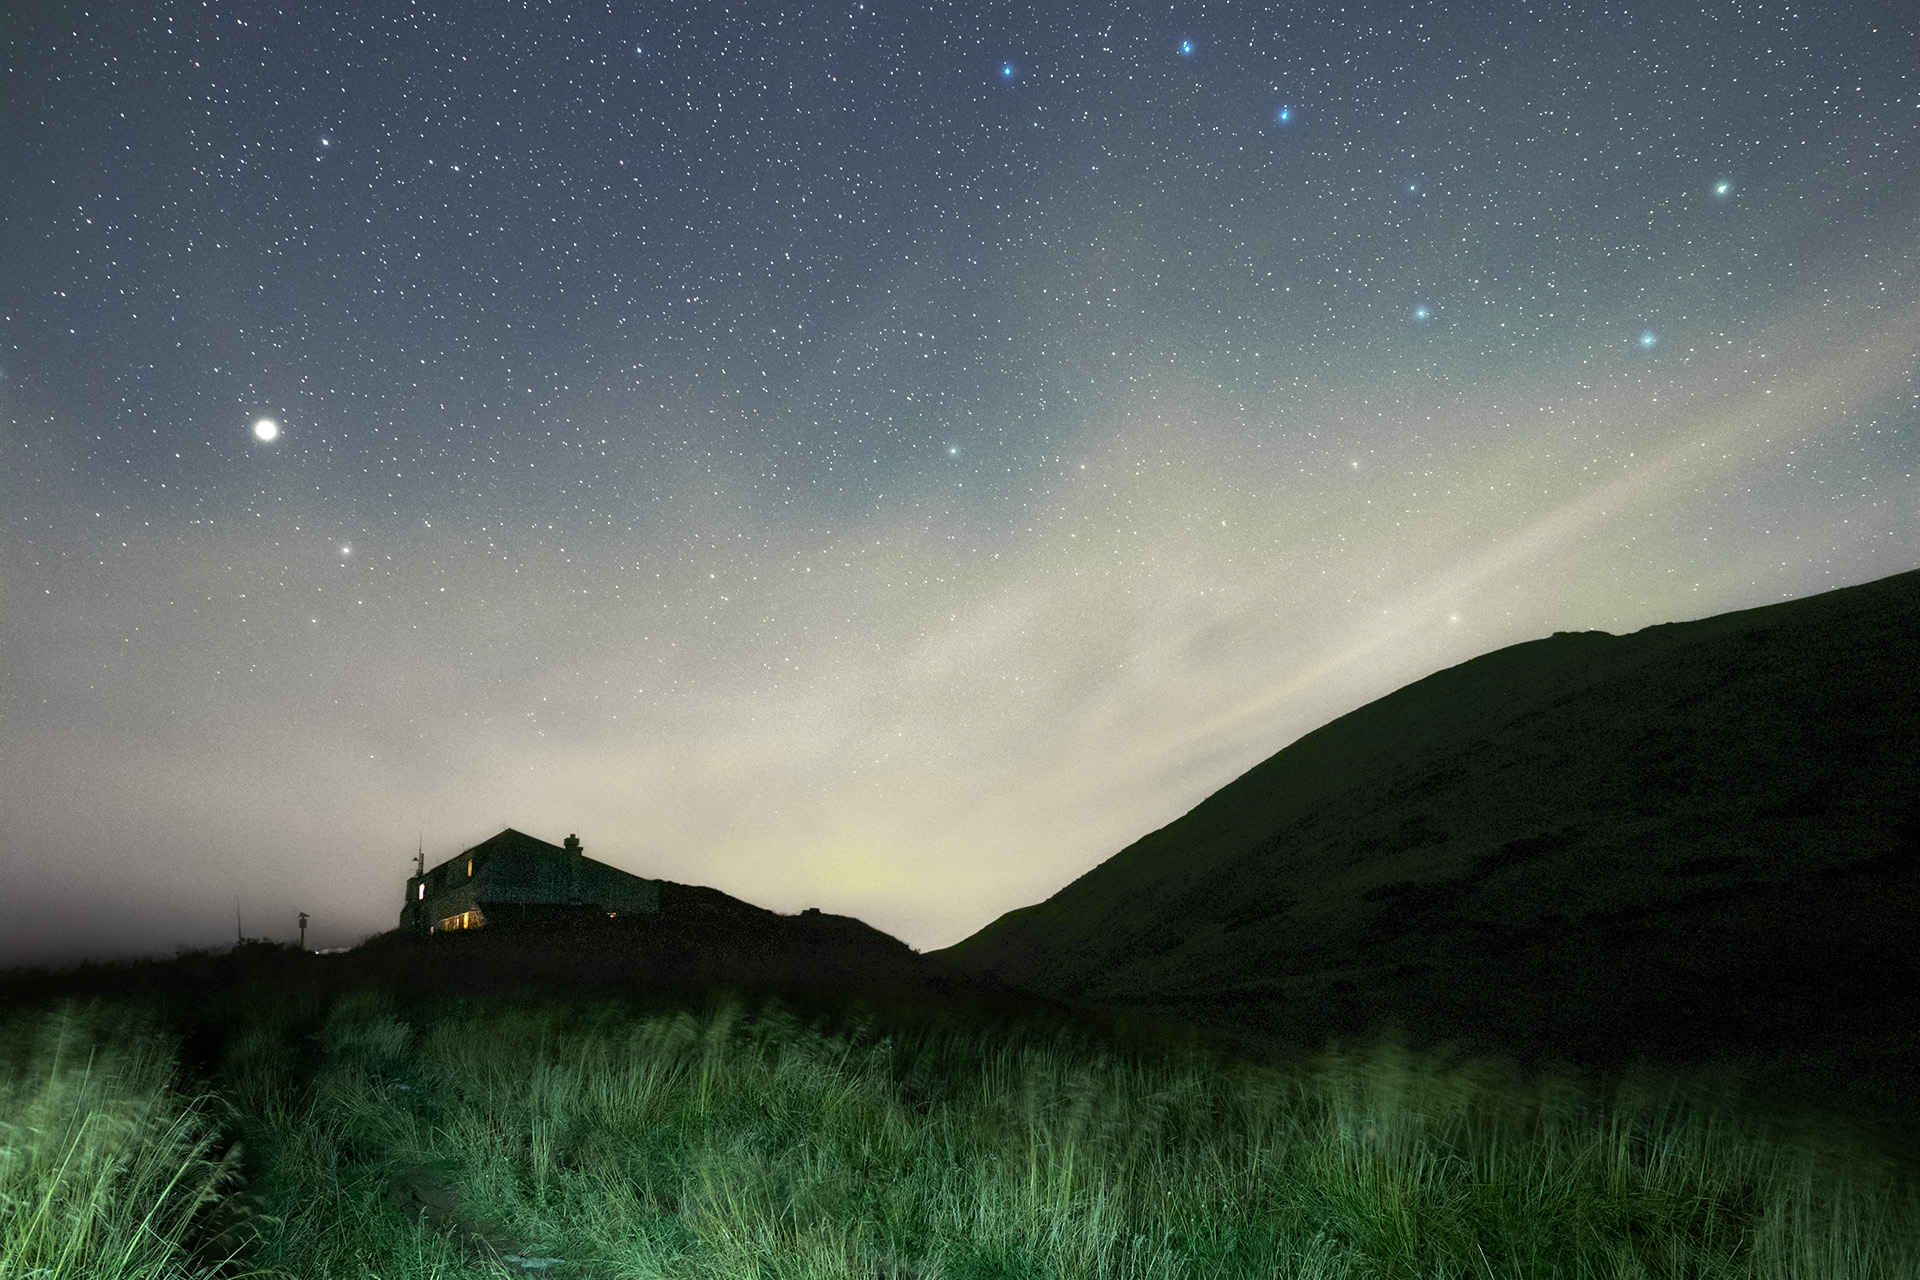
[401,829,658,933]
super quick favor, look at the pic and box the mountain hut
[401,828,659,934]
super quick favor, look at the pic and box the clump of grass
[0,1002,246,1279]
[217,991,472,1278]
[230,992,1920,1279]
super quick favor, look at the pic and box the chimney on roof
[564,834,582,857]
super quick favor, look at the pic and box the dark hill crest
[931,566,1920,1118]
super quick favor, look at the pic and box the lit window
[417,883,425,900]
[467,859,474,876]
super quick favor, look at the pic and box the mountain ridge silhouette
[930,566,1920,1116]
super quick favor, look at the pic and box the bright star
[1180,39,1194,56]
[947,445,960,457]
[1000,62,1016,80]
[252,417,279,442]
[1276,106,1292,123]
[1715,181,1731,196]
[1640,332,1657,348]
[1414,307,1430,320]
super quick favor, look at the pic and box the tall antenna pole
[416,834,425,879]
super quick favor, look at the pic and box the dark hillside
[930,566,1920,1121]
[356,878,996,1006]
[0,877,1052,1038]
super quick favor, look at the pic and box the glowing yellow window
[417,883,425,900]
[467,858,474,876]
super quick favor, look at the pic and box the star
[12,0,1917,977]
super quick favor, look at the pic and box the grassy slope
[227,993,1920,1280]
[6,937,1920,1276]
[929,567,1920,1110]
[0,1004,243,1280]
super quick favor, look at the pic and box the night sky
[4,1,1917,965]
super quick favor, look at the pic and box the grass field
[5,990,1918,1278]
[0,1004,246,1280]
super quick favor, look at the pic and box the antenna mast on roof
[415,835,425,880]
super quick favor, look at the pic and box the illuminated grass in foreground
[0,1004,246,1280]
[223,993,1920,1279]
